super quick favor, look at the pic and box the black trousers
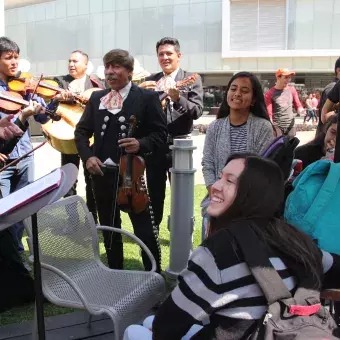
[0,229,35,311]
[145,148,173,227]
[0,190,35,311]
[61,153,98,223]
[92,171,161,272]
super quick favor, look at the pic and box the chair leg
[87,314,93,328]
[31,303,38,340]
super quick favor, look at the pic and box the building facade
[2,0,340,108]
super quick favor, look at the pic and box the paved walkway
[32,115,316,197]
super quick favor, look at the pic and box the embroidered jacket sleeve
[173,74,203,120]
[74,93,95,163]
[138,91,167,155]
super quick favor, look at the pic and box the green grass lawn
[0,185,207,326]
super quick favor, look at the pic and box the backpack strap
[261,136,284,157]
[227,222,292,305]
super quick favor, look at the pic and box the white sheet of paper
[0,168,62,216]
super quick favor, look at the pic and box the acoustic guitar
[41,88,101,154]
[155,73,199,109]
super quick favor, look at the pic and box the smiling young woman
[201,71,275,239]
[123,154,340,340]
[294,115,338,169]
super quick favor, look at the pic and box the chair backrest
[25,196,100,273]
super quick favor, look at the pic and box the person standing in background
[265,68,304,136]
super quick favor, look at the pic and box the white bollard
[164,139,196,287]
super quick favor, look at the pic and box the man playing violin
[0,119,36,312]
[139,37,203,227]
[0,36,49,269]
[53,50,105,224]
[75,49,167,272]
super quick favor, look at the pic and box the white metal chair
[25,195,166,340]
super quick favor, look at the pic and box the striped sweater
[153,229,340,340]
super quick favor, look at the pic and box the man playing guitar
[53,50,104,223]
[139,37,203,227]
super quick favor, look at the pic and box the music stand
[0,164,78,340]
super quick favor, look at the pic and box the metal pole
[31,213,46,340]
[164,139,196,288]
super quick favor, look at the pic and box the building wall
[4,0,223,76]
[3,0,339,78]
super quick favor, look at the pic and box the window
[224,0,340,56]
[230,0,286,51]
[288,0,340,50]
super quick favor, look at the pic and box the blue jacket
[285,160,340,254]
[0,79,50,159]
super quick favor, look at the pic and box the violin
[8,72,98,104]
[8,72,60,98]
[0,90,61,121]
[117,115,149,214]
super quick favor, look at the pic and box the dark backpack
[227,224,339,340]
[261,136,300,182]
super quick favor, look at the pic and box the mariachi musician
[75,49,167,272]
[53,50,104,223]
[139,37,203,227]
[0,36,51,268]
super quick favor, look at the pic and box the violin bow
[30,74,43,98]
[28,74,61,121]
[108,140,124,251]
[0,140,47,173]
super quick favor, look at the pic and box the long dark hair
[217,72,270,121]
[209,153,323,289]
[307,114,338,149]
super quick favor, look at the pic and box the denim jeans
[0,157,34,253]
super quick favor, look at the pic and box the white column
[0,0,4,36]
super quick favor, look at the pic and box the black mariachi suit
[75,83,167,272]
[54,74,104,223]
[145,69,203,226]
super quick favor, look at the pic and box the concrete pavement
[32,115,316,197]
